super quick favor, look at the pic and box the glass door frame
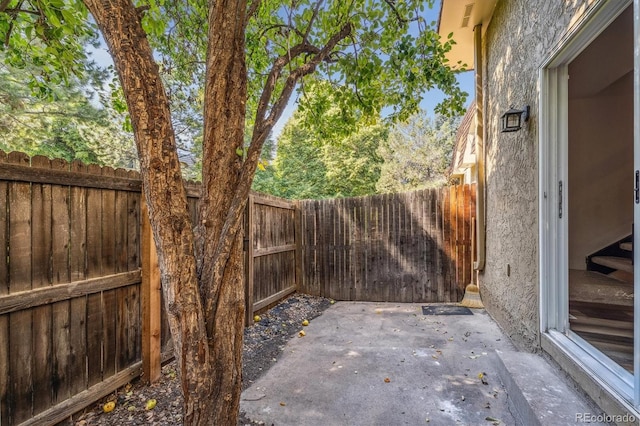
[539,0,639,409]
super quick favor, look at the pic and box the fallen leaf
[302,319,309,326]
[102,401,116,413]
[298,330,306,337]
[280,402,286,406]
[253,315,261,322]
[384,377,391,383]
[478,372,489,384]
[145,399,157,411]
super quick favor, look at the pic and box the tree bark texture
[81,0,233,424]
[197,0,248,421]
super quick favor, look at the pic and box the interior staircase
[587,234,633,283]
[570,234,635,371]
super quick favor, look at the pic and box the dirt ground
[65,294,331,426]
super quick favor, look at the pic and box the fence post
[244,193,255,326]
[141,196,162,383]
[294,200,303,293]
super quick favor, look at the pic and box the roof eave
[437,0,498,70]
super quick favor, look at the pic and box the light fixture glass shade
[501,106,529,133]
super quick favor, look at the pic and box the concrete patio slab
[241,302,518,425]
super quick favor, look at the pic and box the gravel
[66,293,332,426]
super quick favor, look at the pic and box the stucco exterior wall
[479,0,597,350]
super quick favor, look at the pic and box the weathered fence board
[142,199,162,384]
[8,152,33,424]
[0,152,7,426]
[69,160,88,398]
[299,185,475,303]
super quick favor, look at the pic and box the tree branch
[135,5,150,21]
[258,23,305,40]
[197,20,355,343]
[3,19,12,45]
[383,0,408,25]
[302,0,324,41]
[246,0,262,25]
[3,7,40,15]
[253,41,320,126]
[0,0,12,13]
[257,22,353,154]
[202,23,354,308]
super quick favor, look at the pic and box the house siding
[480,0,597,350]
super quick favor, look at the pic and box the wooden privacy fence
[0,151,297,426]
[298,185,476,303]
[0,148,475,426]
[0,151,145,425]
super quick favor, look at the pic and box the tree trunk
[81,0,247,424]
[195,0,248,421]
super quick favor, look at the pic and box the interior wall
[568,72,634,269]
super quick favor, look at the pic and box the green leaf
[48,14,62,28]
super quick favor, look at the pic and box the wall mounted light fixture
[500,105,530,133]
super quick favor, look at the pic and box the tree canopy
[377,113,459,193]
[253,105,387,199]
[0,58,137,167]
[0,1,467,424]
[253,108,460,199]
